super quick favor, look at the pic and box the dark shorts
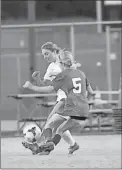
[70,116,88,120]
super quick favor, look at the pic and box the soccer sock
[62,130,75,146]
[43,128,52,142]
[52,134,61,146]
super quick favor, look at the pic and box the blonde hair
[59,51,73,66]
[41,42,61,54]
[71,61,81,69]
[59,50,81,68]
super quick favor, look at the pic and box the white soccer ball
[23,123,42,144]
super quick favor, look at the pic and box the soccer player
[23,42,78,154]
[23,50,93,155]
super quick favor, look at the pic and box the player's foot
[36,141,55,155]
[22,141,54,155]
[37,149,51,155]
[68,142,79,155]
[22,141,40,155]
[39,141,54,153]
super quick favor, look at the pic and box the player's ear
[54,50,57,55]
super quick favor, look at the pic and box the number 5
[72,78,81,93]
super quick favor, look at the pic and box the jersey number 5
[72,78,82,93]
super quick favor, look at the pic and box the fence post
[118,74,122,108]
[96,0,102,33]
[0,0,1,105]
[70,25,75,61]
[16,57,21,135]
[105,26,112,101]
[28,0,36,81]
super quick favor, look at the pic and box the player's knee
[44,122,52,129]
[56,127,63,136]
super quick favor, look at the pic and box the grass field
[1,135,121,168]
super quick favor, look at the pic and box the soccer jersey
[52,68,89,117]
[43,62,67,101]
[44,62,62,81]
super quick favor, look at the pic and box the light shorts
[58,114,69,120]
[56,89,67,102]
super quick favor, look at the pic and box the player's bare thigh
[56,117,89,135]
[44,113,67,130]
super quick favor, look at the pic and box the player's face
[42,49,56,63]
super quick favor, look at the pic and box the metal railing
[1,20,121,28]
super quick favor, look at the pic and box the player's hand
[23,81,33,89]
[32,71,40,80]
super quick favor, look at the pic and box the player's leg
[62,130,76,146]
[22,114,73,155]
[44,116,88,155]
[52,116,89,154]
[42,118,79,155]
[51,118,76,146]
[44,113,76,147]
[37,116,89,155]
[21,113,61,154]
[43,113,67,142]
[36,116,77,155]
[31,114,68,155]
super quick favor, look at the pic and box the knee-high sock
[43,128,52,142]
[52,134,61,146]
[62,130,75,146]
[52,119,75,146]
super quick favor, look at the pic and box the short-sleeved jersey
[52,68,89,117]
[43,62,67,102]
[44,62,62,81]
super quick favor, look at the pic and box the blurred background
[0,0,121,133]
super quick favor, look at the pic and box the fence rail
[8,90,119,98]
[1,20,122,29]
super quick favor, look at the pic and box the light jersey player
[23,42,78,154]
[23,51,94,155]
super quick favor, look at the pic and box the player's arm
[87,84,94,95]
[23,83,54,93]
[32,71,52,87]
[86,78,95,101]
[86,78,94,95]
[23,72,65,93]
[32,63,55,87]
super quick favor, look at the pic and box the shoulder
[47,63,55,70]
[78,69,86,78]
[53,71,66,82]
[46,63,61,74]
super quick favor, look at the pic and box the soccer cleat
[37,148,51,155]
[22,141,40,155]
[22,140,54,155]
[36,142,55,155]
[68,142,79,155]
[39,141,55,153]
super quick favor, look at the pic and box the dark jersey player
[23,51,92,155]
[52,66,89,118]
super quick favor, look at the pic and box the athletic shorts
[70,116,88,120]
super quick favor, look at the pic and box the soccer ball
[23,123,42,144]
